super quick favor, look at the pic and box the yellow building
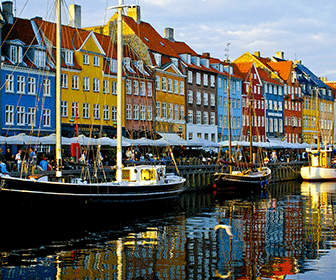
[34,19,124,137]
[86,5,186,138]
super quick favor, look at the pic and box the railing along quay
[8,160,306,192]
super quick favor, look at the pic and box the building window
[162,77,167,91]
[83,77,89,91]
[203,111,209,124]
[103,105,109,120]
[61,101,68,117]
[112,106,117,121]
[196,91,202,105]
[103,80,109,94]
[203,92,208,106]
[93,104,100,120]
[196,111,201,124]
[34,50,46,67]
[155,76,161,90]
[5,105,14,125]
[126,80,132,95]
[156,102,161,119]
[188,90,193,104]
[174,104,179,121]
[71,102,79,118]
[180,105,184,121]
[174,80,179,94]
[93,56,99,66]
[27,107,36,127]
[64,50,73,65]
[93,78,100,92]
[5,74,14,93]
[140,81,146,96]
[126,104,132,120]
[140,105,146,120]
[61,74,68,88]
[10,45,18,63]
[110,59,117,72]
[82,103,89,119]
[188,71,193,84]
[17,76,25,94]
[196,73,201,85]
[44,79,51,96]
[210,112,215,125]
[168,78,173,93]
[72,75,79,90]
[162,103,167,119]
[42,109,51,127]
[133,104,139,120]
[147,82,152,97]
[210,75,215,87]
[133,80,139,95]
[168,103,173,120]
[210,94,215,107]
[180,81,184,95]
[147,105,152,121]
[16,106,25,126]
[83,54,89,65]
[188,110,193,123]
[203,74,208,86]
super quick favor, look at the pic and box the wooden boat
[214,64,271,190]
[0,0,185,203]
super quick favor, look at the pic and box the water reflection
[0,182,336,279]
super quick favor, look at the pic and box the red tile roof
[257,67,283,85]
[122,15,179,58]
[3,17,38,45]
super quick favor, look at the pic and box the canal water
[0,181,336,279]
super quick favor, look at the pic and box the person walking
[15,149,22,172]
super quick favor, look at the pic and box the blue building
[259,68,284,140]
[211,59,242,142]
[1,16,55,140]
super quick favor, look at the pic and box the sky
[17,0,336,80]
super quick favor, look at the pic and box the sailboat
[0,0,185,203]
[300,89,336,181]
[214,66,271,189]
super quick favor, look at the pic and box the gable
[162,63,183,76]
[78,32,105,55]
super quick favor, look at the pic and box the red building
[233,62,266,142]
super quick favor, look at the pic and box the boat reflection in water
[1,183,336,279]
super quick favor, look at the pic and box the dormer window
[110,59,117,73]
[187,54,191,64]
[64,49,73,65]
[34,49,46,67]
[136,60,144,73]
[9,45,22,64]
[153,53,161,67]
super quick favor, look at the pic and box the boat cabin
[121,165,166,184]
[307,148,332,168]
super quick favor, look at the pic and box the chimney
[320,77,328,83]
[254,51,260,57]
[127,5,141,24]
[69,4,81,28]
[164,27,174,41]
[202,52,210,58]
[295,60,302,65]
[275,51,284,60]
[2,1,13,24]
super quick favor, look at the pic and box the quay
[9,161,305,192]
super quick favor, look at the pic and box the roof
[296,64,329,88]
[3,17,38,45]
[267,61,293,82]
[257,67,283,85]
[122,15,179,58]
[232,62,253,80]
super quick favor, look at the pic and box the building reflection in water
[1,184,336,279]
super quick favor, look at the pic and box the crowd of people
[0,144,310,175]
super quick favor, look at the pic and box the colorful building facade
[1,17,56,138]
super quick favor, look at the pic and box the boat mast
[227,66,232,174]
[316,88,320,151]
[116,0,123,182]
[249,74,253,165]
[55,0,62,178]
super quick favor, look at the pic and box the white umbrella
[39,133,72,145]
[6,133,26,144]
[69,134,98,146]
